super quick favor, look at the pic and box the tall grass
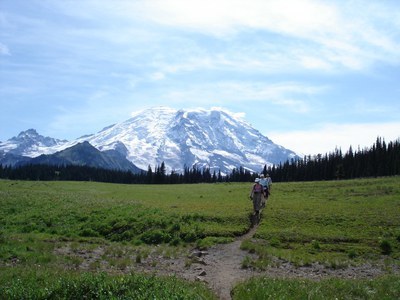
[232,275,400,300]
[1,268,217,300]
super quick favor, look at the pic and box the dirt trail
[193,225,259,300]
[54,224,260,300]
[153,221,396,300]
[55,217,399,300]
[174,221,397,300]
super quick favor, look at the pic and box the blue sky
[1,0,399,155]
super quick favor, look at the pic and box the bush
[311,240,321,250]
[169,237,181,246]
[79,228,99,237]
[141,230,171,244]
[196,237,232,250]
[380,239,392,255]
[269,237,281,248]
[181,230,199,243]
[348,249,357,259]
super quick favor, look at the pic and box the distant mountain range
[0,107,299,174]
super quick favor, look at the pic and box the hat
[254,178,260,183]
[260,174,265,178]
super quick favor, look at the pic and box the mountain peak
[130,106,177,119]
[17,128,39,138]
[14,129,46,142]
[82,107,298,173]
[4,129,67,157]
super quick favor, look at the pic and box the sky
[1,0,399,156]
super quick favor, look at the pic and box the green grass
[0,180,252,245]
[232,275,400,300]
[245,177,400,268]
[0,268,217,300]
[1,177,400,298]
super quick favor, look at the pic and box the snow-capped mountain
[0,129,67,156]
[0,107,298,174]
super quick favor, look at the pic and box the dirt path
[191,225,259,300]
[55,218,399,300]
[171,221,397,300]
[144,220,397,300]
[55,223,260,300]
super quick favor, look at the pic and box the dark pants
[252,192,262,212]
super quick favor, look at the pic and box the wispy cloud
[136,0,400,71]
[27,0,400,75]
[159,81,325,114]
[138,0,337,37]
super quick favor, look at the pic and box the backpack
[253,183,263,193]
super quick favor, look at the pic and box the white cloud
[160,81,325,113]
[149,72,166,81]
[16,0,400,77]
[299,55,332,71]
[139,0,337,37]
[210,106,246,120]
[137,0,400,71]
[269,122,400,156]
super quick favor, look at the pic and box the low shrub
[380,239,393,255]
[141,230,171,244]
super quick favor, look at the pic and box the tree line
[0,137,398,184]
[264,137,400,182]
[0,162,226,184]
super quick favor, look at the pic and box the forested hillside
[266,137,400,181]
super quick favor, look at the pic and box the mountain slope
[26,141,141,173]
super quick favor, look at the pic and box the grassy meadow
[1,177,400,299]
[243,177,400,268]
[0,180,252,244]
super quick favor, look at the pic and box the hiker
[259,174,269,207]
[250,178,264,216]
[265,173,272,193]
